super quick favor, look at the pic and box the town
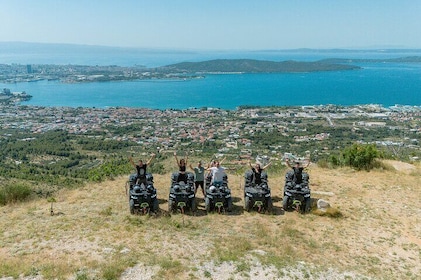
[1,102,420,164]
[0,63,201,84]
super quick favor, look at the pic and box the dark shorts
[195,181,204,189]
[177,173,187,183]
[136,176,146,184]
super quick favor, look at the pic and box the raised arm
[262,161,272,170]
[207,158,215,169]
[303,158,311,168]
[185,151,189,166]
[129,156,136,168]
[146,153,156,165]
[174,152,180,167]
[248,160,253,169]
[220,157,226,165]
[285,158,292,168]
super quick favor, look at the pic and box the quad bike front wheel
[168,199,174,213]
[245,196,251,212]
[129,199,135,215]
[205,197,211,213]
[282,196,289,211]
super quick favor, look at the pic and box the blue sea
[1,43,421,109]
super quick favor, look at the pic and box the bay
[1,45,421,109]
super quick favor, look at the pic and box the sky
[1,0,421,50]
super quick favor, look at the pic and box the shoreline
[9,102,421,112]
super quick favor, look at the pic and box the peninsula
[0,58,361,84]
[161,58,361,73]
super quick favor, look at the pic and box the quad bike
[244,170,273,213]
[282,170,311,214]
[127,173,158,215]
[204,174,233,214]
[168,172,197,214]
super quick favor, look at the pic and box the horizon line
[1,41,421,52]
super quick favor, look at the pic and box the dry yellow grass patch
[1,161,420,279]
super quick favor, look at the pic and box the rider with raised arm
[174,151,188,183]
[285,157,310,184]
[129,153,155,185]
[249,160,271,185]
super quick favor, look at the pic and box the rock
[317,199,331,211]
[120,247,131,254]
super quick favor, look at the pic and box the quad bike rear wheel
[226,197,233,212]
[191,199,197,214]
[266,197,273,214]
[152,199,159,213]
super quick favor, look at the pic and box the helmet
[209,185,216,193]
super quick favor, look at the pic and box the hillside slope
[1,162,420,280]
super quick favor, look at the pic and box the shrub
[0,183,32,205]
[341,143,380,170]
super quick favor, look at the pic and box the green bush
[342,143,380,170]
[0,183,32,205]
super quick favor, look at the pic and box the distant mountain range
[161,59,361,73]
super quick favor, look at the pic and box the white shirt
[209,166,226,182]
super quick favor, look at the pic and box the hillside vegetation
[0,161,420,280]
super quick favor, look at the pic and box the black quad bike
[127,173,158,215]
[204,174,233,214]
[244,170,273,213]
[282,170,311,214]
[168,172,197,214]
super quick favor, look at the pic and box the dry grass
[1,160,420,279]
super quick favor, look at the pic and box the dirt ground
[1,161,420,279]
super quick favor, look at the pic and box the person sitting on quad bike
[174,151,188,183]
[207,160,226,187]
[248,160,272,185]
[283,157,311,213]
[285,158,310,184]
[129,153,155,185]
